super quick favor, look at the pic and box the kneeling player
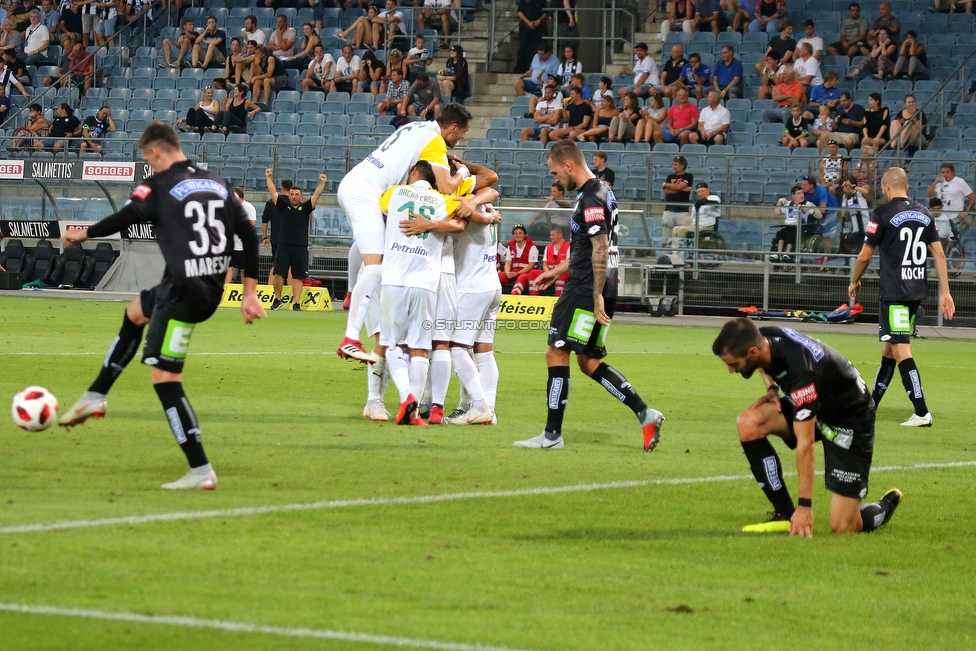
[58,122,265,490]
[713,318,903,536]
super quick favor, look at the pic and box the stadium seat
[0,239,27,274]
[23,239,57,284]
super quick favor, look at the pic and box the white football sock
[347,241,362,292]
[385,347,412,403]
[409,355,430,403]
[344,263,381,340]
[451,347,487,409]
[367,355,386,401]
[475,351,498,409]
[430,349,452,406]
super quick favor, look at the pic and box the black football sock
[741,439,795,516]
[898,358,929,416]
[545,366,570,440]
[89,312,145,395]
[859,491,901,532]
[872,356,896,406]
[154,382,209,468]
[590,362,648,417]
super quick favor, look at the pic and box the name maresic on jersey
[184,255,231,277]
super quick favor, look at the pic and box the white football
[11,386,59,432]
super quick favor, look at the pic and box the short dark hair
[839,90,853,101]
[138,121,182,153]
[29,103,42,112]
[689,51,701,60]
[412,160,437,186]
[929,196,943,208]
[245,14,257,23]
[437,102,472,130]
[849,2,859,8]
[281,179,293,191]
[552,181,565,193]
[593,151,607,162]
[941,162,955,173]
[803,19,814,27]
[206,15,217,22]
[417,71,429,83]
[712,318,764,359]
[233,186,244,199]
[538,42,552,54]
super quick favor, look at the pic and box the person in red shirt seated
[512,225,570,296]
[499,223,538,292]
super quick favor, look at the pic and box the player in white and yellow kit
[336,104,474,364]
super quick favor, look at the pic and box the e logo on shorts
[568,308,610,346]
[163,319,195,359]
[889,305,911,332]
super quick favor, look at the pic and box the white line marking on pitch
[0,603,539,651]
[2,460,973,536]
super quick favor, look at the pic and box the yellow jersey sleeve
[454,175,476,198]
[418,135,449,170]
[442,193,460,217]
[379,187,396,214]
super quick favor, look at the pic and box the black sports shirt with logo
[274,196,312,247]
[762,326,874,429]
[864,197,938,302]
[564,178,619,299]
[86,160,257,301]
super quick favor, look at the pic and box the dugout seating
[0,239,28,274]
[22,240,57,285]
[49,243,89,288]
[83,243,118,289]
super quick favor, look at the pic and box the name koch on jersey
[865,198,938,302]
[380,181,458,292]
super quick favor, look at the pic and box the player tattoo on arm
[591,232,608,300]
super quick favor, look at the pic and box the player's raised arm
[63,190,149,248]
[310,173,328,207]
[265,168,279,204]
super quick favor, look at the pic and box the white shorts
[379,285,435,350]
[365,284,382,337]
[662,210,691,228]
[452,289,500,346]
[337,175,385,256]
[433,272,457,341]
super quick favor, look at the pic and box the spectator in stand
[0,19,22,56]
[819,139,847,196]
[673,181,721,243]
[334,3,382,50]
[0,84,9,126]
[660,86,698,145]
[662,0,694,38]
[590,151,615,187]
[384,47,405,87]
[529,181,572,231]
[436,43,468,102]
[545,85,592,142]
[357,50,384,96]
[554,44,582,94]
[39,0,58,33]
[828,3,868,58]
[552,0,578,46]
[92,0,118,48]
[514,0,547,74]
[118,0,152,40]
[889,93,926,152]
[216,38,249,90]
[804,70,839,120]
[191,15,226,70]
[926,163,975,222]
[869,1,900,41]
[851,144,877,203]
[892,30,926,79]
[301,43,334,92]
[35,102,80,153]
[782,103,811,149]
[618,41,659,98]
[378,64,408,114]
[14,102,46,149]
[609,90,641,143]
[418,0,459,51]
[79,105,114,155]
[763,20,796,66]
[839,176,870,252]
[269,14,296,62]
[795,19,824,60]
[750,0,785,33]
[159,18,195,69]
[662,156,694,245]
[801,173,837,248]
[731,0,757,33]
[680,51,710,100]
[520,82,561,142]
[694,0,728,34]
[242,14,265,47]
[22,9,51,66]
[861,92,889,150]
[332,44,361,94]
[59,2,83,49]
[0,51,30,98]
[762,67,805,123]
[832,90,865,151]
[498,223,538,293]
[576,91,617,143]
[690,88,730,145]
[712,44,742,99]
[283,22,320,70]
[46,40,94,95]
[793,42,822,91]
[846,26,895,79]
[929,0,976,13]
[755,49,784,100]
[8,1,29,32]
[661,44,687,100]
[771,185,822,259]
[514,41,558,96]
[377,0,408,51]
[405,33,433,83]
[812,104,835,151]
[215,82,261,135]
[249,44,284,105]
[401,71,441,119]
[177,84,220,133]
[635,92,668,143]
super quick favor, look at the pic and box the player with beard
[514,140,665,451]
[713,318,903,536]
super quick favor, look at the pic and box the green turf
[1,296,975,650]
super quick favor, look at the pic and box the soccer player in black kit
[849,167,956,428]
[58,122,266,490]
[713,318,904,537]
[514,140,665,451]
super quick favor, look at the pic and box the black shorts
[141,283,220,374]
[547,291,616,359]
[879,300,920,345]
[230,249,245,269]
[780,398,875,499]
[272,244,309,280]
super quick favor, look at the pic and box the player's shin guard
[741,439,795,516]
[89,313,145,395]
[154,382,208,468]
[872,356,897,406]
[430,349,451,406]
[409,356,430,405]
[475,351,498,409]
[344,264,382,340]
[451,347,487,408]
[545,366,570,439]
[385,347,412,403]
[898,358,928,416]
[590,363,647,417]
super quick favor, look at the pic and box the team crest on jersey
[169,178,229,201]
[132,184,152,200]
[584,206,605,223]
[866,221,878,234]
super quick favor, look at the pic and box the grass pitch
[1,296,975,650]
